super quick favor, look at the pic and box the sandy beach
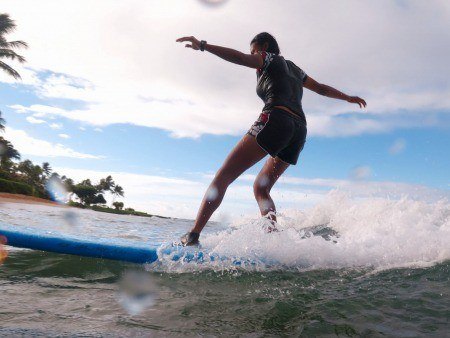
[0,193,61,207]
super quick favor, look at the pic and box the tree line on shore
[0,113,126,210]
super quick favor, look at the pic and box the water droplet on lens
[45,176,70,204]
[198,0,228,6]
[205,185,218,201]
[117,270,158,316]
[258,174,270,187]
[349,165,372,181]
[0,235,8,265]
[63,210,79,228]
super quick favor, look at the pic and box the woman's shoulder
[257,51,282,72]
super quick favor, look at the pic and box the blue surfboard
[0,223,160,264]
[0,222,338,266]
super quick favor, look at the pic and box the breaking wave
[153,191,450,272]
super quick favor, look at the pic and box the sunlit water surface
[0,193,449,336]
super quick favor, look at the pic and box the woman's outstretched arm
[303,76,367,108]
[176,36,263,69]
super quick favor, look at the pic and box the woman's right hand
[347,96,367,108]
[176,36,201,50]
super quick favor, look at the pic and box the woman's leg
[253,156,290,223]
[190,134,268,234]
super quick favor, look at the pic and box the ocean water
[0,192,449,337]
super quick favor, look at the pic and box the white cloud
[53,166,449,220]
[3,127,103,159]
[26,116,46,124]
[1,0,449,138]
[49,122,63,130]
[58,133,70,139]
[238,174,347,188]
[53,166,329,219]
[9,104,28,114]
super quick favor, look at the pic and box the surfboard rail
[0,224,159,264]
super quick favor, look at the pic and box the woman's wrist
[342,93,351,101]
[200,40,207,51]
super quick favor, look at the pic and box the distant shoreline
[0,192,172,219]
[0,192,62,206]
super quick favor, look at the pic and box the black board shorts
[247,107,307,165]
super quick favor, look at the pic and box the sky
[0,0,449,219]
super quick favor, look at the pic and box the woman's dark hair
[250,32,280,55]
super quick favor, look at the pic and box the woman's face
[250,42,266,54]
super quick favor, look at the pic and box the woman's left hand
[347,96,367,109]
[176,36,201,50]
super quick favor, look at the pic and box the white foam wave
[153,191,450,272]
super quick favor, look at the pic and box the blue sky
[1,0,449,218]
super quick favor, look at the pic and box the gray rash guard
[256,51,308,124]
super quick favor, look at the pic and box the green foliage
[71,182,109,206]
[42,162,52,178]
[97,175,115,192]
[0,136,21,172]
[90,205,158,218]
[0,169,10,180]
[112,184,124,198]
[0,110,5,132]
[67,200,86,208]
[0,177,34,195]
[62,176,75,190]
[112,201,124,210]
[16,159,44,187]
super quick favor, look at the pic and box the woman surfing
[176,32,366,246]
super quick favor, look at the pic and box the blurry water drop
[257,174,270,187]
[0,235,8,265]
[63,210,79,228]
[198,0,229,7]
[205,185,218,201]
[389,138,406,155]
[117,270,158,316]
[45,176,70,204]
[349,165,372,181]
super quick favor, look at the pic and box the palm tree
[97,175,115,192]
[0,13,28,80]
[0,136,20,172]
[16,159,43,187]
[42,162,52,178]
[0,110,5,132]
[111,184,124,203]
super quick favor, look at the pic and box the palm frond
[0,40,28,49]
[0,118,5,131]
[0,48,26,63]
[0,110,5,130]
[0,14,16,35]
[0,60,21,79]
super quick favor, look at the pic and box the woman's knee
[253,176,271,199]
[207,175,230,200]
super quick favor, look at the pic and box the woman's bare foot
[180,232,200,246]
